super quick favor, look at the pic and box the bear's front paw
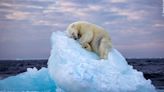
[82,43,92,51]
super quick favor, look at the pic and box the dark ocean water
[0,59,164,90]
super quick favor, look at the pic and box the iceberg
[0,31,156,92]
[48,31,156,92]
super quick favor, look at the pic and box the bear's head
[66,23,79,40]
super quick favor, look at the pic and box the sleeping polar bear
[66,21,112,59]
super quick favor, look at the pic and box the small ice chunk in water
[0,67,56,91]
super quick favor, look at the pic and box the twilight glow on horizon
[0,0,164,59]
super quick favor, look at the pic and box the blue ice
[0,31,156,92]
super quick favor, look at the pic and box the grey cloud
[0,0,163,59]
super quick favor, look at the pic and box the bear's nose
[73,35,77,40]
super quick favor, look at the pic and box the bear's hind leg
[99,38,110,59]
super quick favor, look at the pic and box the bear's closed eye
[78,33,81,39]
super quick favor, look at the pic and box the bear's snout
[73,36,78,40]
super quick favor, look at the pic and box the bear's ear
[71,24,75,28]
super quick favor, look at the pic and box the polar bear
[66,21,112,59]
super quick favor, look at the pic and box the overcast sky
[0,0,164,59]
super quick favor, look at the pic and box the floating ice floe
[0,31,156,92]
[0,67,56,91]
